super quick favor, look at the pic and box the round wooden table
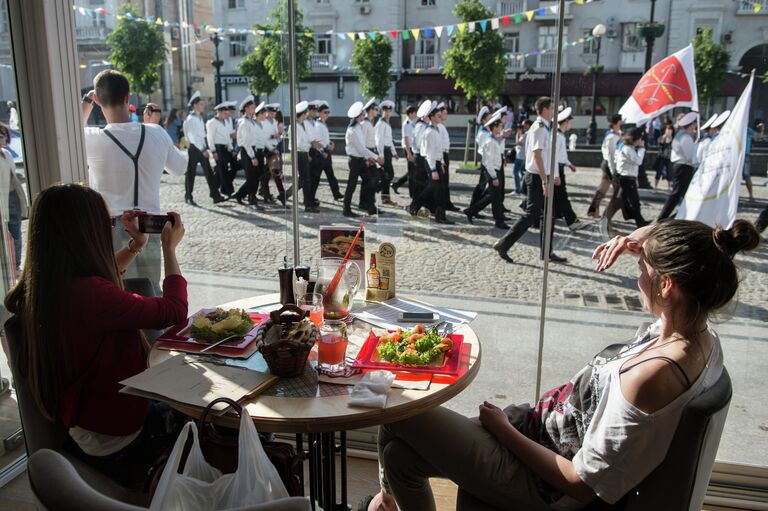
[147,293,482,511]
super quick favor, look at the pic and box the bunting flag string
[71,0,605,42]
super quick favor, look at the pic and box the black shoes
[436,217,455,225]
[212,195,227,204]
[474,213,486,220]
[235,195,246,206]
[495,222,511,229]
[464,209,474,224]
[492,240,514,263]
[447,205,461,212]
[343,209,359,218]
[184,197,198,206]
[333,194,344,201]
[548,253,568,263]
[391,184,400,195]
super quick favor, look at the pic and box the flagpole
[287,0,301,265]
[534,0,566,403]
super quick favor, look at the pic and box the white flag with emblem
[676,75,753,229]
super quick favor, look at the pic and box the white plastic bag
[150,411,290,511]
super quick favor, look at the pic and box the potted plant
[637,22,666,40]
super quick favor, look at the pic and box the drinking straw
[323,221,364,300]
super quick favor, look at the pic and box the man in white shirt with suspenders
[81,69,186,290]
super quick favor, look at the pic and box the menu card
[120,355,277,410]
[319,225,365,284]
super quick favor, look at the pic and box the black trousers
[409,156,427,199]
[471,166,489,206]
[553,164,577,226]
[443,151,456,208]
[185,144,219,199]
[618,176,647,227]
[359,163,379,213]
[297,151,313,207]
[235,148,264,201]
[313,150,342,198]
[393,159,411,195]
[214,145,236,196]
[496,172,554,259]
[344,157,374,213]
[380,148,395,199]
[465,166,503,221]
[409,163,449,220]
[658,163,694,220]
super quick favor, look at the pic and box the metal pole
[212,33,223,105]
[534,0,566,403]
[287,0,301,265]
[644,0,657,72]
[588,36,601,145]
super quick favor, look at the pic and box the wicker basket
[256,304,319,378]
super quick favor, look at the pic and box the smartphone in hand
[138,213,174,234]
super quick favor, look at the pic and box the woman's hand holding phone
[121,210,148,252]
[161,212,184,251]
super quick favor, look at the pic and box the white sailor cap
[317,100,330,111]
[266,103,280,111]
[493,106,508,116]
[239,94,255,112]
[225,101,238,110]
[187,91,201,108]
[363,97,378,110]
[295,100,309,115]
[380,99,395,110]
[484,112,502,128]
[476,106,490,125]
[214,101,229,111]
[307,100,320,110]
[699,113,717,131]
[347,101,364,119]
[254,101,266,114]
[436,102,446,110]
[417,100,433,119]
[557,107,573,123]
[711,110,730,129]
[677,111,698,128]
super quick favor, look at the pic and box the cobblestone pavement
[164,157,768,321]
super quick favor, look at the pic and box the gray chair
[28,449,311,511]
[456,368,732,511]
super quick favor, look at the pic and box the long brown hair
[5,183,122,421]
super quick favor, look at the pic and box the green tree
[692,27,730,115]
[443,0,505,106]
[240,0,313,95]
[351,35,393,99]
[106,3,168,98]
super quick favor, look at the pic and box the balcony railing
[737,0,766,13]
[497,0,526,16]
[76,26,109,40]
[536,53,566,72]
[311,53,334,71]
[507,55,525,71]
[411,53,437,70]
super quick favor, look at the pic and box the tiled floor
[0,454,459,510]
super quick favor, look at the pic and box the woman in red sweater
[5,183,188,485]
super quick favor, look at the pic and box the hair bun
[713,220,760,258]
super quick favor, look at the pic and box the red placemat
[352,330,465,377]
[155,311,269,359]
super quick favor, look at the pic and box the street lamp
[588,23,606,145]
[210,33,224,105]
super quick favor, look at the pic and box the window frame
[229,34,247,58]
[620,22,645,53]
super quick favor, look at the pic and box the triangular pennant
[479,20,488,32]
[402,30,410,40]
[525,10,535,21]
[155,17,163,25]
[457,23,466,33]
[575,0,584,4]
[368,31,377,40]
[502,16,510,26]
[358,31,365,39]
[549,5,558,14]
[514,14,523,23]
[755,2,762,12]
[337,33,346,40]
[411,28,420,40]
[446,25,455,36]
[347,32,356,40]
[435,26,443,37]
[390,30,399,39]
[423,28,434,38]
[78,7,86,15]
[468,22,476,32]
[491,18,500,30]
[537,8,546,15]
[578,37,585,43]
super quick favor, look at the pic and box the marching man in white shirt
[312,101,343,201]
[614,127,649,227]
[391,104,417,196]
[375,99,399,206]
[183,91,225,206]
[436,102,459,212]
[344,101,383,217]
[293,101,317,213]
[360,98,380,214]
[658,111,698,220]
[207,102,237,198]
[233,96,265,211]
[464,111,504,225]
[259,104,287,206]
[553,107,585,232]
[587,114,622,218]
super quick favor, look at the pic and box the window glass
[621,22,645,52]
[229,34,247,58]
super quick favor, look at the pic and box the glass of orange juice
[318,320,348,372]
[297,292,324,329]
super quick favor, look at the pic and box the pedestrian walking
[554,107,586,232]
[375,100,399,206]
[293,101,316,213]
[493,97,567,263]
[410,101,432,205]
[207,102,237,197]
[233,96,265,210]
[164,108,182,147]
[657,111,698,220]
[436,103,459,212]
[259,103,287,206]
[470,106,492,208]
[587,114,622,218]
[305,101,323,209]
[312,101,343,201]
[360,98,380,214]
[653,123,674,190]
[408,102,454,225]
[464,112,505,228]
[344,101,383,217]
[392,105,417,196]
[511,119,531,195]
[614,127,649,228]
[183,91,224,206]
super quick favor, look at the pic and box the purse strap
[198,396,243,428]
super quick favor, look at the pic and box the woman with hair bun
[365,219,759,511]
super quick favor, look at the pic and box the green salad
[190,308,254,341]
[376,324,453,366]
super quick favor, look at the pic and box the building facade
[213,0,767,127]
